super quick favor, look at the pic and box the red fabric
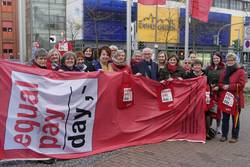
[218,68,247,109]
[183,65,191,72]
[138,0,166,5]
[111,63,132,74]
[190,0,213,22]
[167,64,177,73]
[0,60,206,160]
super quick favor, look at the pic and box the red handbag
[117,74,134,109]
[218,91,237,115]
[157,81,174,111]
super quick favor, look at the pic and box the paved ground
[244,79,250,93]
[1,81,250,167]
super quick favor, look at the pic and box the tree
[67,18,82,50]
[163,8,177,51]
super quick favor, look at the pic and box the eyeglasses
[226,59,235,62]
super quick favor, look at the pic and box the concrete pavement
[244,79,250,93]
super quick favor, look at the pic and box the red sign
[0,61,206,160]
[138,0,166,5]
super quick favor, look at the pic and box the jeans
[222,111,240,139]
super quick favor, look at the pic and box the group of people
[32,45,247,144]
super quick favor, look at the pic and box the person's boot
[220,136,227,142]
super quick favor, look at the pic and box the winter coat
[218,67,247,108]
[158,66,184,81]
[132,60,158,81]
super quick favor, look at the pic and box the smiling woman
[60,51,78,72]
[32,48,48,69]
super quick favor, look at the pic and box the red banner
[190,0,213,22]
[138,0,166,5]
[0,61,206,160]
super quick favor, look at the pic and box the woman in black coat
[158,54,185,81]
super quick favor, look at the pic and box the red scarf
[183,64,191,72]
[167,64,177,73]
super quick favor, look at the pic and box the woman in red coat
[218,53,247,143]
[111,50,132,74]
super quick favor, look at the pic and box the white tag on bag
[205,91,210,104]
[161,89,173,103]
[123,88,133,102]
[222,91,234,107]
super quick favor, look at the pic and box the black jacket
[132,60,158,81]
[158,66,185,81]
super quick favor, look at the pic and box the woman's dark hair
[83,47,93,56]
[167,54,180,65]
[209,52,225,70]
[98,46,111,58]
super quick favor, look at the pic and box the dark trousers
[222,111,240,139]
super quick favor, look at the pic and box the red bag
[117,75,134,109]
[157,81,174,111]
[218,91,237,115]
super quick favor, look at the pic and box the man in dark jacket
[132,47,158,81]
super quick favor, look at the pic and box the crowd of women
[32,45,247,144]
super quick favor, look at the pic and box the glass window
[221,0,228,8]
[2,27,8,32]
[214,0,221,7]
[236,1,242,10]
[3,49,8,53]
[2,22,13,32]
[2,0,12,6]
[3,49,13,54]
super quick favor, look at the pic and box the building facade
[0,0,19,60]
[26,0,66,60]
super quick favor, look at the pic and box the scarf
[167,64,178,73]
[112,56,127,66]
[32,61,47,69]
[85,56,93,62]
[223,64,237,84]
[193,70,204,77]
[100,62,113,72]
[183,65,191,72]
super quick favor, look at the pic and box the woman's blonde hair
[48,48,61,58]
[226,52,237,61]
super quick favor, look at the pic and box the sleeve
[158,68,169,81]
[132,64,139,74]
[218,69,226,90]
[229,69,247,91]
